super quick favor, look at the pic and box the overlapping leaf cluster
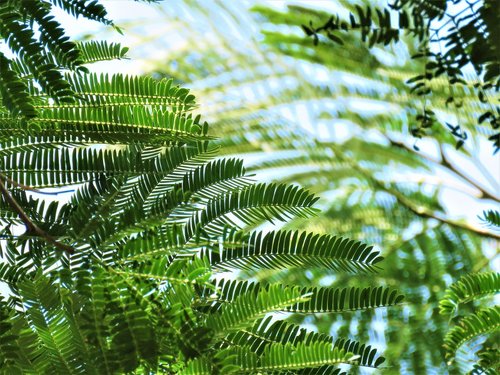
[131,2,499,373]
[0,1,405,374]
[439,272,499,374]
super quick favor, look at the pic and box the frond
[180,358,212,375]
[35,105,207,143]
[75,265,158,372]
[210,279,403,313]
[288,285,404,313]
[225,316,385,369]
[470,347,500,375]
[64,73,196,111]
[185,183,319,239]
[207,230,384,273]
[117,257,212,286]
[16,0,81,68]
[224,315,331,352]
[1,143,215,189]
[76,41,129,64]
[334,338,386,368]
[0,3,74,102]
[443,306,500,359]
[1,147,137,188]
[17,273,93,374]
[0,129,77,158]
[181,158,253,200]
[74,265,117,374]
[0,298,43,372]
[0,52,36,116]
[0,261,28,286]
[479,210,500,229]
[104,269,160,371]
[48,0,112,25]
[0,297,23,372]
[206,284,309,335]
[297,368,345,375]
[231,342,356,372]
[439,272,500,315]
[117,224,190,260]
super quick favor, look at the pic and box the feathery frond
[440,272,500,315]
[443,306,500,360]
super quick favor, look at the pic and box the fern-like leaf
[0,52,36,116]
[443,306,500,360]
[225,316,386,369]
[207,229,383,273]
[479,210,500,229]
[185,183,319,238]
[237,342,356,372]
[206,284,310,335]
[48,0,112,25]
[210,279,403,313]
[17,273,93,374]
[76,41,129,64]
[440,272,500,315]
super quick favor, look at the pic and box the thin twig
[0,177,74,254]
[439,144,500,200]
[469,151,500,194]
[0,173,74,195]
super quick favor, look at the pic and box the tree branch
[389,138,499,201]
[330,144,500,240]
[0,173,74,195]
[379,179,500,240]
[0,177,74,254]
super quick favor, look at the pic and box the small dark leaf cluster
[301,0,500,152]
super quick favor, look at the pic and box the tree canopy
[0,1,498,374]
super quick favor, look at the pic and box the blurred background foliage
[82,1,498,373]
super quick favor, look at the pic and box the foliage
[300,0,500,151]
[438,210,499,373]
[127,1,499,373]
[0,0,150,117]
[439,272,500,373]
[0,1,406,374]
[480,209,500,229]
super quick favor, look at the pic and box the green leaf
[444,306,500,359]
[439,272,500,315]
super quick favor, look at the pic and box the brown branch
[0,173,43,193]
[329,144,500,240]
[0,173,74,195]
[389,138,499,202]
[0,177,74,254]
[380,180,500,240]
